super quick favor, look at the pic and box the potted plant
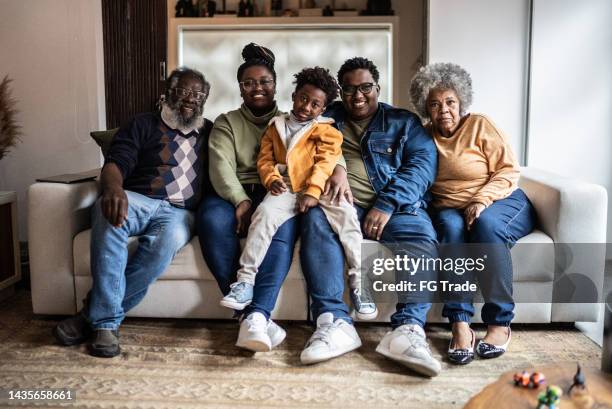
[0,75,21,160]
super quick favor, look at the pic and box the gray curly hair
[409,62,473,119]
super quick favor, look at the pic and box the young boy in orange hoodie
[220,67,377,321]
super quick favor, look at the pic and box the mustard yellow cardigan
[257,115,342,199]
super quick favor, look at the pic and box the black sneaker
[52,311,91,346]
[88,329,121,358]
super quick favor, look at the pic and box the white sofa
[28,167,608,323]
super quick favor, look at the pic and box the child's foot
[220,281,254,310]
[350,288,378,320]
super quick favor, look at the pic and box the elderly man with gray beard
[53,67,213,358]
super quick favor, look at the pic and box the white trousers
[237,191,362,288]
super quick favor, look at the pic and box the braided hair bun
[242,43,275,64]
[237,43,277,82]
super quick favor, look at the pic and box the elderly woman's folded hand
[464,202,486,230]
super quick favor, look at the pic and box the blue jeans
[300,204,438,328]
[88,191,194,330]
[196,186,298,320]
[430,188,536,326]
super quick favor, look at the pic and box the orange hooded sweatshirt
[257,114,342,199]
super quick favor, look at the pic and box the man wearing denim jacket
[299,57,441,377]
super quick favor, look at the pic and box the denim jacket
[324,102,438,215]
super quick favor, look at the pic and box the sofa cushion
[73,229,305,281]
[74,228,554,283]
[511,229,555,281]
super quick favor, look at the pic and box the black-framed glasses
[173,87,208,102]
[341,82,377,96]
[239,78,275,91]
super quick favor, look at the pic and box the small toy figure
[513,371,545,388]
[238,0,246,16]
[568,363,587,395]
[198,0,217,16]
[271,0,283,16]
[536,385,562,409]
[238,0,254,16]
[175,0,197,17]
[362,0,394,16]
[530,372,546,388]
[514,371,531,387]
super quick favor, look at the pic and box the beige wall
[0,0,106,240]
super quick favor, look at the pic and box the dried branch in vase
[0,75,21,160]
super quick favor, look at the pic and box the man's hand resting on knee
[100,163,128,228]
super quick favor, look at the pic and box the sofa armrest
[519,167,607,243]
[28,180,100,314]
[519,167,608,322]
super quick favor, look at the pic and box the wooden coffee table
[464,365,612,409]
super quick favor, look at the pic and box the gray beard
[161,100,204,132]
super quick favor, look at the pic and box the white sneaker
[375,324,441,377]
[267,319,287,349]
[300,312,362,365]
[235,312,286,352]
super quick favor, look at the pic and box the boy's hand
[270,180,288,195]
[296,194,319,213]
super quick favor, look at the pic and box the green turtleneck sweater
[208,104,280,206]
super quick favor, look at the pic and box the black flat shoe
[476,327,511,359]
[447,327,475,365]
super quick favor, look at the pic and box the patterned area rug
[0,291,602,409]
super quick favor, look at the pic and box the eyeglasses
[341,82,377,96]
[173,87,208,102]
[240,78,275,91]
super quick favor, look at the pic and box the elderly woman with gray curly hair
[409,63,536,365]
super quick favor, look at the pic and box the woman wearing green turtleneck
[197,43,298,352]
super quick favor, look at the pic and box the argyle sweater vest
[105,112,212,210]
